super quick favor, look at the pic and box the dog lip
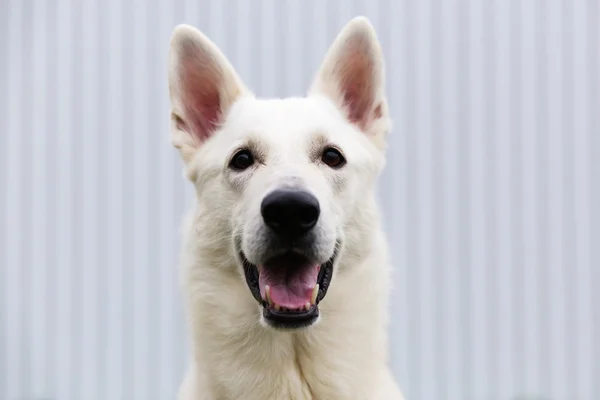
[262,305,319,329]
[240,252,262,303]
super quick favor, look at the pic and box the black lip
[241,256,261,302]
[263,306,319,329]
[240,244,339,329]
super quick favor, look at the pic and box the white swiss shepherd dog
[168,15,405,400]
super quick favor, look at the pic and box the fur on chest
[195,331,378,400]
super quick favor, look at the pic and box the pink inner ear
[339,39,375,130]
[180,55,222,143]
[344,82,371,125]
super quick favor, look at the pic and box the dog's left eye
[229,150,254,170]
[321,147,346,168]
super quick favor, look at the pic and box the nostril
[261,189,320,237]
[262,205,282,228]
[298,203,319,228]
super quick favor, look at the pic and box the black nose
[261,189,320,238]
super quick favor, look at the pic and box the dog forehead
[225,96,346,142]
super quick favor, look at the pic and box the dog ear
[309,17,390,149]
[168,25,250,163]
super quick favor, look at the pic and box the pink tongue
[258,261,319,310]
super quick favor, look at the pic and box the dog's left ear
[309,17,390,150]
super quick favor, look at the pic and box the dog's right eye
[229,150,254,170]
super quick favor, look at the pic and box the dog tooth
[265,285,272,305]
[274,304,281,311]
[311,284,319,305]
[305,302,311,311]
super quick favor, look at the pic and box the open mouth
[241,246,338,329]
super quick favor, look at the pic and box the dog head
[168,17,390,330]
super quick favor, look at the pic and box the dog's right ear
[168,25,250,164]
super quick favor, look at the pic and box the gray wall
[1,0,598,399]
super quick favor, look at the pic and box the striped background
[1,0,598,399]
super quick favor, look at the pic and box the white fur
[168,16,404,400]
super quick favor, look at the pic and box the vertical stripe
[386,0,410,393]
[121,0,135,397]
[589,1,600,397]
[147,0,161,394]
[0,0,10,395]
[456,0,472,396]
[131,0,150,397]
[0,1,10,390]
[494,0,513,396]
[19,0,33,395]
[403,0,419,396]
[547,1,567,396]
[415,0,435,397]
[483,0,498,396]
[535,0,551,393]
[30,0,48,394]
[561,0,577,396]
[70,0,84,397]
[520,0,540,393]
[467,0,488,396]
[95,0,108,397]
[3,3,24,398]
[80,0,100,397]
[429,0,444,396]
[45,3,59,397]
[509,0,525,393]
[571,2,592,397]
[104,0,125,397]
[55,0,75,398]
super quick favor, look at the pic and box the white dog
[167,16,404,400]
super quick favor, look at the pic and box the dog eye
[229,150,254,170]
[321,148,346,168]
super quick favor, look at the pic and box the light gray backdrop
[1,0,598,399]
